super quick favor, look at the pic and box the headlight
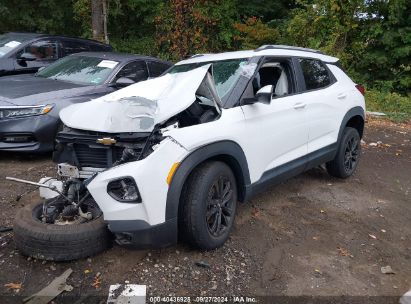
[0,104,53,119]
[107,177,141,203]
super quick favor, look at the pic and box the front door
[239,58,308,183]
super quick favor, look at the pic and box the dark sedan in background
[0,52,171,152]
[0,32,112,76]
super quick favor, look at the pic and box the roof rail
[255,45,324,55]
[190,54,206,58]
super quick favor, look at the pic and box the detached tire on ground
[180,161,238,250]
[13,200,112,261]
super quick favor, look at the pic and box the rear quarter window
[299,58,331,90]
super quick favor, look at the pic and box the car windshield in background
[0,33,33,58]
[168,59,249,100]
[37,56,118,85]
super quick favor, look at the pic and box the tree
[155,0,237,61]
[91,0,108,43]
[233,17,279,49]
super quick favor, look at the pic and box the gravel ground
[0,118,410,303]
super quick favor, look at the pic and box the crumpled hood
[0,74,93,106]
[60,65,215,133]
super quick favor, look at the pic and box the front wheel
[327,127,361,178]
[180,161,237,250]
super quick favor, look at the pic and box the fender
[165,140,251,220]
[335,106,365,153]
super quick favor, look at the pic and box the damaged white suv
[12,45,365,261]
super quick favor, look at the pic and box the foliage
[233,17,279,49]
[282,0,411,95]
[0,0,80,36]
[0,0,410,112]
[366,89,411,122]
[154,0,237,61]
[236,0,296,23]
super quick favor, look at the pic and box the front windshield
[168,59,250,100]
[37,55,119,85]
[0,33,33,58]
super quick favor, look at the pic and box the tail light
[355,84,365,96]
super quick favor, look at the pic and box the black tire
[13,200,112,261]
[326,127,361,178]
[180,161,237,250]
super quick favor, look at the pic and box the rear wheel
[180,161,237,250]
[13,198,112,261]
[327,127,361,178]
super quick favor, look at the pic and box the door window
[147,61,170,77]
[18,39,58,60]
[244,60,294,100]
[299,59,331,90]
[113,61,148,83]
[62,40,90,56]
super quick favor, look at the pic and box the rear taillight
[355,84,365,95]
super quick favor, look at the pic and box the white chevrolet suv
[13,45,365,261]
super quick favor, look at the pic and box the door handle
[337,93,347,99]
[293,103,306,109]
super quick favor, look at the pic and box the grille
[74,144,124,168]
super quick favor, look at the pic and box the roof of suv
[177,45,339,65]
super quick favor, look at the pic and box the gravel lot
[0,119,410,303]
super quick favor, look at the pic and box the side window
[147,61,170,77]
[89,43,108,52]
[18,39,58,60]
[299,59,331,90]
[252,60,294,97]
[113,61,148,83]
[62,40,90,56]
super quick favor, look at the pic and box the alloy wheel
[206,175,234,237]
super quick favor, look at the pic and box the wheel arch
[338,106,365,141]
[165,140,251,221]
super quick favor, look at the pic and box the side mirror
[255,85,273,104]
[115,77,135,88]
[242,85,273,105]
[18,53,37,62]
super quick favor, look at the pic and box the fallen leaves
[92,274,102,289]
[251,208,260,219]
[4,282,22,293]
[337,247,353,258]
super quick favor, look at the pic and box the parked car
[0,52,172,152]
[0,32,112,76]
[11,45,365,261]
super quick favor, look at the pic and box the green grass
[365,89,411,123]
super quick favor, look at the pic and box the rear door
[296,58,342,154]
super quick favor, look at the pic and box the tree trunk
[91,0,105,43]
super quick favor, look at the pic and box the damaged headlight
[107,177,141,203]
[0,104,54,119]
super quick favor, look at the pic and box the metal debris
[23,268,73,304]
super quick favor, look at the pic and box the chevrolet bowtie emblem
[97,137,117,145]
